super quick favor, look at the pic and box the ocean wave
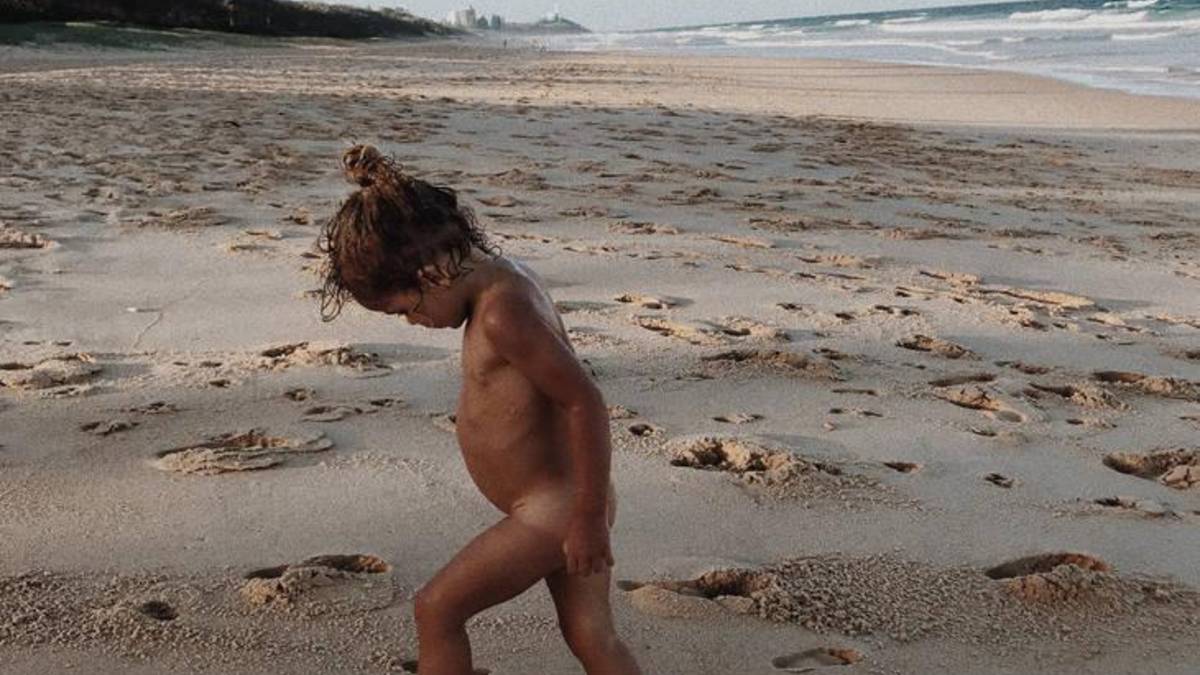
[878,11,1200,35]
[832,19,872,27]
[883,16,928,25]
[1009,9,1094,22]
[1111,30,1178,40]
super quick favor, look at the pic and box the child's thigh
[421,516,566,620]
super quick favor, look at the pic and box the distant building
[445,7,478,28]
[490,15,503,29]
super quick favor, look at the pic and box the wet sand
[2,39,1199,674]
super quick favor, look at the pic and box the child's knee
[414,583,466,629]
[561,615,619,661]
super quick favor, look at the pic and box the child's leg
[413,515,567,675]
[545,567,643,675]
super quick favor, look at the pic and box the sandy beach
[2,37,1200,674]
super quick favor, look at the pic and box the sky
[353,1,1003,32]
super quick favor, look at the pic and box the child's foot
[400,659,491,675]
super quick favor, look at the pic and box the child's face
[360,287,427,325]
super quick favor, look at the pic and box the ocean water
[545,0,1200,100]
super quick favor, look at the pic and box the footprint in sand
[126,401,178,415]
[401,660,490,674]
[241,554,393,615]
[1091,496,1178,519]
[1103,449,1200,490]
[615,293,676,310]
[0,354,101,390]
[698,350,842,380]
[928,373,996,387]
[284,387,315,402]
[713,412,764,424]
[706,316,790,342]
[884,462,921,474]
[984,553,1111,602]
[665,435,878,500]
[0,225,53,249]
[1027,382,1126,410]
[897,335,976,360]
[633,315,727,346]
[933,385,1026,423]
[1092,371,1200,402]
[430,412,458,433]
[154,429,332,475]
[257,342,391,376]
[771,647,863,672]
[710,233,774,249]
[984,472,1016,489]
[301,399,403,422]
[476,194,520,208]
[608,221,681,235]
[80,420,138,436]
[619,571,764,620]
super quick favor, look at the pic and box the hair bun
[342,144,387,187]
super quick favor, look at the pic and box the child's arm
[482,294,615,576]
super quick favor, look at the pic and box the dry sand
[2,38,1199,674]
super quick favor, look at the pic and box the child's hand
[563,512,614,576]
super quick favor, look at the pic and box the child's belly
[454,386,570,512]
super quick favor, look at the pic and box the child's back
[318,145,642,675]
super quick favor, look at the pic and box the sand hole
[137,600,177,621]
[884,462,921,474]
[985,553,1109,580]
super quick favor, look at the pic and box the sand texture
[2,39,1200,674]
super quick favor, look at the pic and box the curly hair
[317,145,500,321]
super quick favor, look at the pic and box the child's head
[318,145,498,321]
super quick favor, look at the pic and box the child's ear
[418,267,453,289]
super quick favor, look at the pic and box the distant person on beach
[317,145,644,675]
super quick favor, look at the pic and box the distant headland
[0,0,455,39]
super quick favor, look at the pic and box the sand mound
[240,554,393,616]
[1104,449,1200,489]
[0,354,101,390]
[155,429,333,475]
